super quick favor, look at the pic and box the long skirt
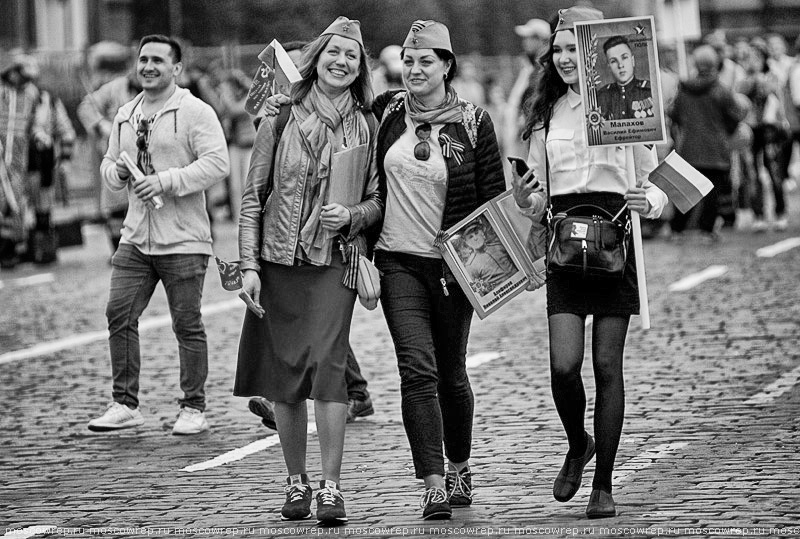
[233,255,355,404]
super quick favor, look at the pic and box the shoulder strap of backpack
[273,104,292,144]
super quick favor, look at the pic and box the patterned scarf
[293,83,367,265]
[404,86,462,125]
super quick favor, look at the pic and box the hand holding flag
[214,256,264,318]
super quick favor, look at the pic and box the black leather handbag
[547,204,629,279]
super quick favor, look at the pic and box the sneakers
[420,487,451,520]
[316,480,347,525]
[751,219,769,233]
[281,476,313,521]
[248,397,277,430]
[446,467,473,506]
[346,396,374,423]
[172,407,209,435]
[586,488,617,519]
[774,217,788,231]
[553,432,596,502]
[88,402,144,432]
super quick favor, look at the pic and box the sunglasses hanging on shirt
[414,122,432,161]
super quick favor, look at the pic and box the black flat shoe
[553,432,596,502]
[586,488,616,519]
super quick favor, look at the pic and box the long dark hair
[290,33,374,108]
[522,31,569,140]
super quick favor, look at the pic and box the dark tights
[548,313,629,493]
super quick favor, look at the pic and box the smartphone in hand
[507,157,539,188]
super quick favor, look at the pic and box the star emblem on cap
[342,23,350,32]
[412,37,418,45]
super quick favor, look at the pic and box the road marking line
[756,237,800,258]
[1,526,57,538]
[668,265,728,292]
[0,298,242,365]
[744,364,800,405]
[613,442,689,485]
[466,351,501,368]
[0,272,54,289]
[183,425,318,472]
[183,352,503,472]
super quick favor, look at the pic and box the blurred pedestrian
[78,42,141,254]
[371,20,505,520]
[218,68,256,223]
[451,58,485,108]
[515,6,667,519]
[0,52,48,269]
[371,44,404,95]
[233,17,381,526]
[732,44,783,232]
[504,17,551,179]
[669,45,746,241]
[87,35,229,435]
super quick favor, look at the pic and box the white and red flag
[648,150,714,214]
[244,39,302,116]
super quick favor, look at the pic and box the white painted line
[0,298,243,365]
[466,351,501,369]
[612,442,689,485]
[744,365,800,405]
[12,273,55,286]
[668,265,728,292]
[756,237,800,258]
[2,526,57,538]
[183,425,318,472]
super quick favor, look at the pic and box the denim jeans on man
[375,251,474,478]
[106,244,209,411]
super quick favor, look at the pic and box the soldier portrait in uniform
[596,35,653,121]
[457,218,517,296]
[574,16,666,147]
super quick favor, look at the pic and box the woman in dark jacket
[371,20,505,520]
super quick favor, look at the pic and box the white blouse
[523,88,667,220]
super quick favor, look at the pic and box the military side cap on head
[403,20,453,53]
[554,6,604,33]
[321,16,363,47]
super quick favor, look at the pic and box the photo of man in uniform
[596,35,653,120]
[459,219,517,296]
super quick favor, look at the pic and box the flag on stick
[244,39,302,116]
[215,256,243,291]
[648,150,714,214]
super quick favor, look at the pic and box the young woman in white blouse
[513,6,667,519]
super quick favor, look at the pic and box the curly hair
[522,32,569,140]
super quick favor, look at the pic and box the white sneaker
[751,219,768,232]
[88,402,144,432]
[172,407,209,435]
[773,218,788,231]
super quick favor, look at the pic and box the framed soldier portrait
[574,16,667,147]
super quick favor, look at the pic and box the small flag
[648,150,714,214]
[244,39,302,116]
[215,256,243,291]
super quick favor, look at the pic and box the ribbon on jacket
[438,133,465,166]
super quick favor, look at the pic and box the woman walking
[514,6,667,518]
[234,16,382,526]
[372,20,506,520]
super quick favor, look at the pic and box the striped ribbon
[340,241,359,290]
[438,133,465,166]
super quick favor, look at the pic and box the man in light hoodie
[88,35,229,435]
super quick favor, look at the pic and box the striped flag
[244,39,302,116]
[648,150,714,214]
[214,256,243,291]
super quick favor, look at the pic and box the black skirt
[546,192,640,317]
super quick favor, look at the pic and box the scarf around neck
[404,86,462,125]
[293,83,366,265]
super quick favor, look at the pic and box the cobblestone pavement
[1,198,799,539]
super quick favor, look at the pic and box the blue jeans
[106,244,209,411]
[375,251,474,478]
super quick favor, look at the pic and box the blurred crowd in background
[1,15,799,268]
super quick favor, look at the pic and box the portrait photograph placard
[439,190,544,319]
[574,16,667,147]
